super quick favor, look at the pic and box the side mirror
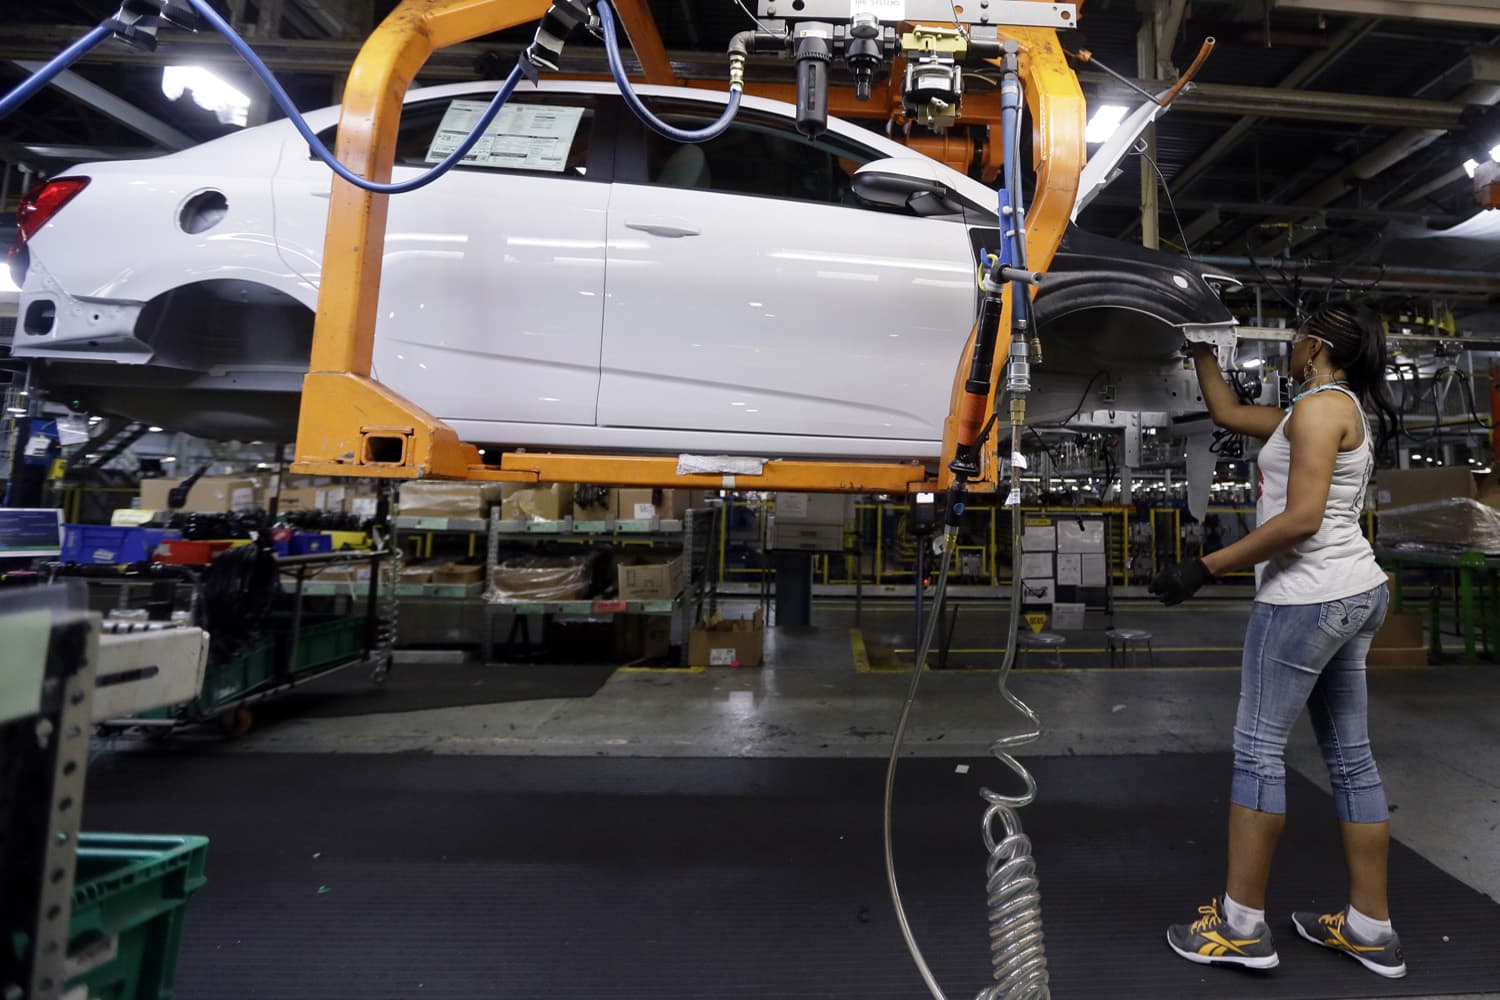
[852,158,986,217]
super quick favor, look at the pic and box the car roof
[295,78,918,157]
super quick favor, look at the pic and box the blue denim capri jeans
[1232,583,1391,823]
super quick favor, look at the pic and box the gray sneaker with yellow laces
[1167,897,1280,970]
[1292,909,1407,978]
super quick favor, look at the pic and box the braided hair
[1301,301,1399,457]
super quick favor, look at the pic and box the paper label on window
[231,488,255,511]
[852,0,905,21]
[351,498,378,520]
[709,647,736,666]
[426,100,584,173]
[633,503,657,519]
[24,434,50,458]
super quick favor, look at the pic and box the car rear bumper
[12,259,152,363]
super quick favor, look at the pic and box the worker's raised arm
[1191,341,1284,440]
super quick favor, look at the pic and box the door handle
[625,221,701,238]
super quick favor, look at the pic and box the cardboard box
[616,554,685,601]
[614,614,672,660]
[277,485,346,512]
[430,561,483,585]
[687,609,764,667]
[399,563,437,584]
[773,493,849,523]
[766,518,845,551]
[572,486,613,523]
[501,483,575,522]
[614,488,682,521]
[1373,468,1474,509]
[1372,610,1424,650]
[345,493,380,521]
[139,476,260,513]
[399,481,501,520]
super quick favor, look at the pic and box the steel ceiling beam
[8,61,193,150]
[1089,193,1463,225]
[1274,0,1500,28]
[1168,17,1378,198]
[0,26,1487,128]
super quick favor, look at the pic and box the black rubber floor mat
[258,662,617,718]
[81,753,1500,999]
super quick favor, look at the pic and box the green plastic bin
[282,615,365,672]
[65,833,209,1000]
[200,635,278,710]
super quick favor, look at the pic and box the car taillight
[16,176,90,243]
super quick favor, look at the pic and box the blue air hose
[0,23,113,121]
[596,0,742,143]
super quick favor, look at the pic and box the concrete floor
[157,596,1500,999]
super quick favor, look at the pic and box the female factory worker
[1150,301,1407,979]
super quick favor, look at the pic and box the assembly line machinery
[0,2,1217,997]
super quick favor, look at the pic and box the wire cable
[177,0,527,193]
[598,0,742,143]
[884,533,958,1000]
[1138,146,1193,258]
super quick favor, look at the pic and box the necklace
[1286,378,1348,412]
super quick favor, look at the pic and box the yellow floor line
[850,628,872,674]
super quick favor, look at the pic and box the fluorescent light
[1085,104,1129,144]
[1464,158,1481,178]
[162,456,176,463]
[148,425,164,433]
[1239,357,1264,369]
[1492,144,1500,162]
[162,66,251,127]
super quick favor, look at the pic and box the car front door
[598,98,979,457]
[272,86,616,432]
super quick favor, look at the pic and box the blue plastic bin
[62,526,181,565]
[290,533,332,556]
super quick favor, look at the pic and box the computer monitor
[0,508,64,559]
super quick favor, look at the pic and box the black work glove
[1149,557,1211,606]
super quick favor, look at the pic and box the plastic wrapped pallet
[489,555,593,603]
[397,482,502,519]
[1377,498,1500,554]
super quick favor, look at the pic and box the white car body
[12,80,1235,459]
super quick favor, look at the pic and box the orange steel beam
[292,3,1086,494]
[938,28,1086,491]
[608,0,678,84]
[296,0,550,479]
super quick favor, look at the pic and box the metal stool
[1106,628,1155,667]
[1019,631,1067,668]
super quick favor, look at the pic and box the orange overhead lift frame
[289,0,1086,494]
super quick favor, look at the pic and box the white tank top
[1254,384,1388,605]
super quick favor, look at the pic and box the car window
[636,102,896,210]
[313,92,602,180]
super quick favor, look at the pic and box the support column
[1137,3,1161,250]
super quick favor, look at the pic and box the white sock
[1346,905,1393,942]
[1222,894,1264,936]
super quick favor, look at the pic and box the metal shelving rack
[481,507,718,663]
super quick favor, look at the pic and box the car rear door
[597,97,978,452]
[272,85,616,428]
